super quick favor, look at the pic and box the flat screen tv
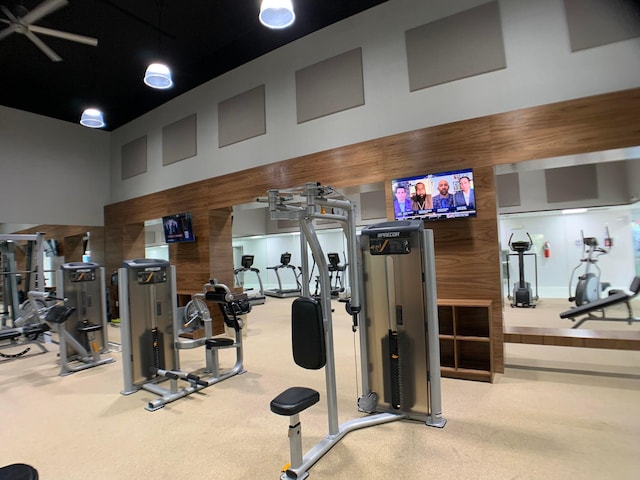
[391,168,476,221]
[162,213,195,243]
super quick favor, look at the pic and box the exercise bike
[568,228,612,307]
[507,233,538,308]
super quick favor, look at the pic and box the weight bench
[560,276,640,328]
[0,323,50,360]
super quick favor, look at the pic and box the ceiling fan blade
[0,18,10,25]
[0,24,17,41]
[21,0,68,25]
[25,30,62,62]
[29,25,98,46]
[1,5,18,22]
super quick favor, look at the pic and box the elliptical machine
[568,228,612,306]
[507,232,538,308]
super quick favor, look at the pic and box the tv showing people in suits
[390,168,476,221]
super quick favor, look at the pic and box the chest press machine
[265,183,445,480]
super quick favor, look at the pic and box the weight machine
[0,290,54,361]
[264,183,445,480]
[119,259,249,411]
[1,233,46,327]
[53,262,114,376]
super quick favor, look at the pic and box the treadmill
[233,255,266,306]
[264,253,301,298]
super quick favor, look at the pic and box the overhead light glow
[562,208,588,215]
[259,0,295,29]
[80,108,105,128]
[144,63,173,89]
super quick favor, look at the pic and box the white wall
[108,0,640,204]
[0,106,110,227]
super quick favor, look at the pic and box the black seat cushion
[270,386,320,416]
[0,463,39,480]
[205,337,235,348]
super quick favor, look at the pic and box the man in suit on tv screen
[454,175,475,210]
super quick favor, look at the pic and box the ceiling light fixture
[562,208,588,215]
[259,0,295,29]
[144,63,173,89]
[144,0,173,90]
[80,108,105,128]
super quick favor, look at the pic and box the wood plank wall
[104,88,640,374]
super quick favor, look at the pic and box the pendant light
[259,0,295,29]
[144,1,173,89]
[144,62,173,89]
[80,108,106,128]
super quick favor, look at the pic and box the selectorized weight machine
[264,183,445,480]
[52,262,114,375]
[119,259,249,411]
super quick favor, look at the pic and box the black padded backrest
[292,297,326,370]
[629,276,640,295]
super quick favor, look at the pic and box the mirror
[495,147,640,372]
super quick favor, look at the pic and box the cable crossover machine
[263,182,445,480]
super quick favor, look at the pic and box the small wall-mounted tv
[391,168,476,221]
[162,213,196,243]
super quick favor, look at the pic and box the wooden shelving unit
[437,299,493,383]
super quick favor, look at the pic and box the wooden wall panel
[490,89,640,164]
[104,88,640,375]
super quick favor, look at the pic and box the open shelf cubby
[437,299,493,383]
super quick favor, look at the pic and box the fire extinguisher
[543,241,550,258]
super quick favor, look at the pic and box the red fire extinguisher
[543,241,550,258]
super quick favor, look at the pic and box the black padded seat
[270,386,320,416]
[77,323,102,333]
[21,324,50,340]
[205,337,235,348]
[44,305,76,324]
[0,330,21,341]
[0,463,39,480]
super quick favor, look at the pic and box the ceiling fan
[0,0,98,62]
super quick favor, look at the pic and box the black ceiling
[0,0,387,131]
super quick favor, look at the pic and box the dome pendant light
[144,63,173,89]
[80,108,105,128]
[259,0,295,29]
[145,1,173,89]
